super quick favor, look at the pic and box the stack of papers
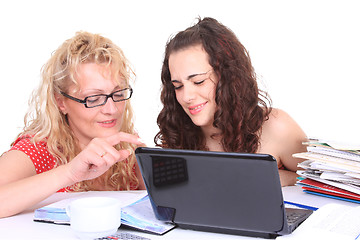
[294,138,360,203]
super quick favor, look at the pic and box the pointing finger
[105,132,144,147]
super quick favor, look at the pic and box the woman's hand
[278,169,299,187]
[65,132,144,184]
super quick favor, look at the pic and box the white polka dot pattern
[9,136,72,192]
[10,137,57,174]
[9,136,138,192]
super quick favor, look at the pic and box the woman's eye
[113,93,124,98]
[172,83,183,90]
[87,96,102,104]
[194,79,205,85]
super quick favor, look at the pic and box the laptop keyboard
[286,208,313,226]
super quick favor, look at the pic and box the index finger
[105,132,144,146]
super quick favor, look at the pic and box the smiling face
[169,45,218,131]
[57,62,127,148]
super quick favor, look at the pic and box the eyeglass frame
[60,87,133,108]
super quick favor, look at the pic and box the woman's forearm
[278,169,299,187]
[0,165,74,218]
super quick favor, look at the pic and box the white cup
[66,197,121,239]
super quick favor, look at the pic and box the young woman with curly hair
[155,17,307,186]
[0,31,145,218]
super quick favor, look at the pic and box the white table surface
[0,186,358,240]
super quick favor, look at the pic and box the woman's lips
[98,119,117,128]
[188,102,206,115]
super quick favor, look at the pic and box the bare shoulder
[260,108,307,169]
[263,108,304,139]
[0,150,36,185]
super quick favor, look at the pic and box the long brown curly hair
[155,17,272,153]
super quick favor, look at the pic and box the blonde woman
[0,31,145,218]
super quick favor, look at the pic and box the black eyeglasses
[60,87,133,108]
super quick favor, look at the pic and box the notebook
[135,147,313,239]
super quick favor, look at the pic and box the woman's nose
[182,85,196,103]
[101,97,118,114]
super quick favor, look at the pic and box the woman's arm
[0,152,75,218]
[0,132,143,218]
[259,108,308,186]
[275,110,307,171]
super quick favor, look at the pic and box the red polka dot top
[10,135,71,192]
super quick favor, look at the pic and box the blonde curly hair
[18,31,139,191]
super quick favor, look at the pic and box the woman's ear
[55,93,67,115]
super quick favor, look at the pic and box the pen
[284,201,318,211]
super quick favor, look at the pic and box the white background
[0,0,359,154]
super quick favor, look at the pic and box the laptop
[135,147,312,239]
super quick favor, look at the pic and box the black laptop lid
[135,147,287,237]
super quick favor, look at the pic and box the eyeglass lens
[86,89,132,107]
